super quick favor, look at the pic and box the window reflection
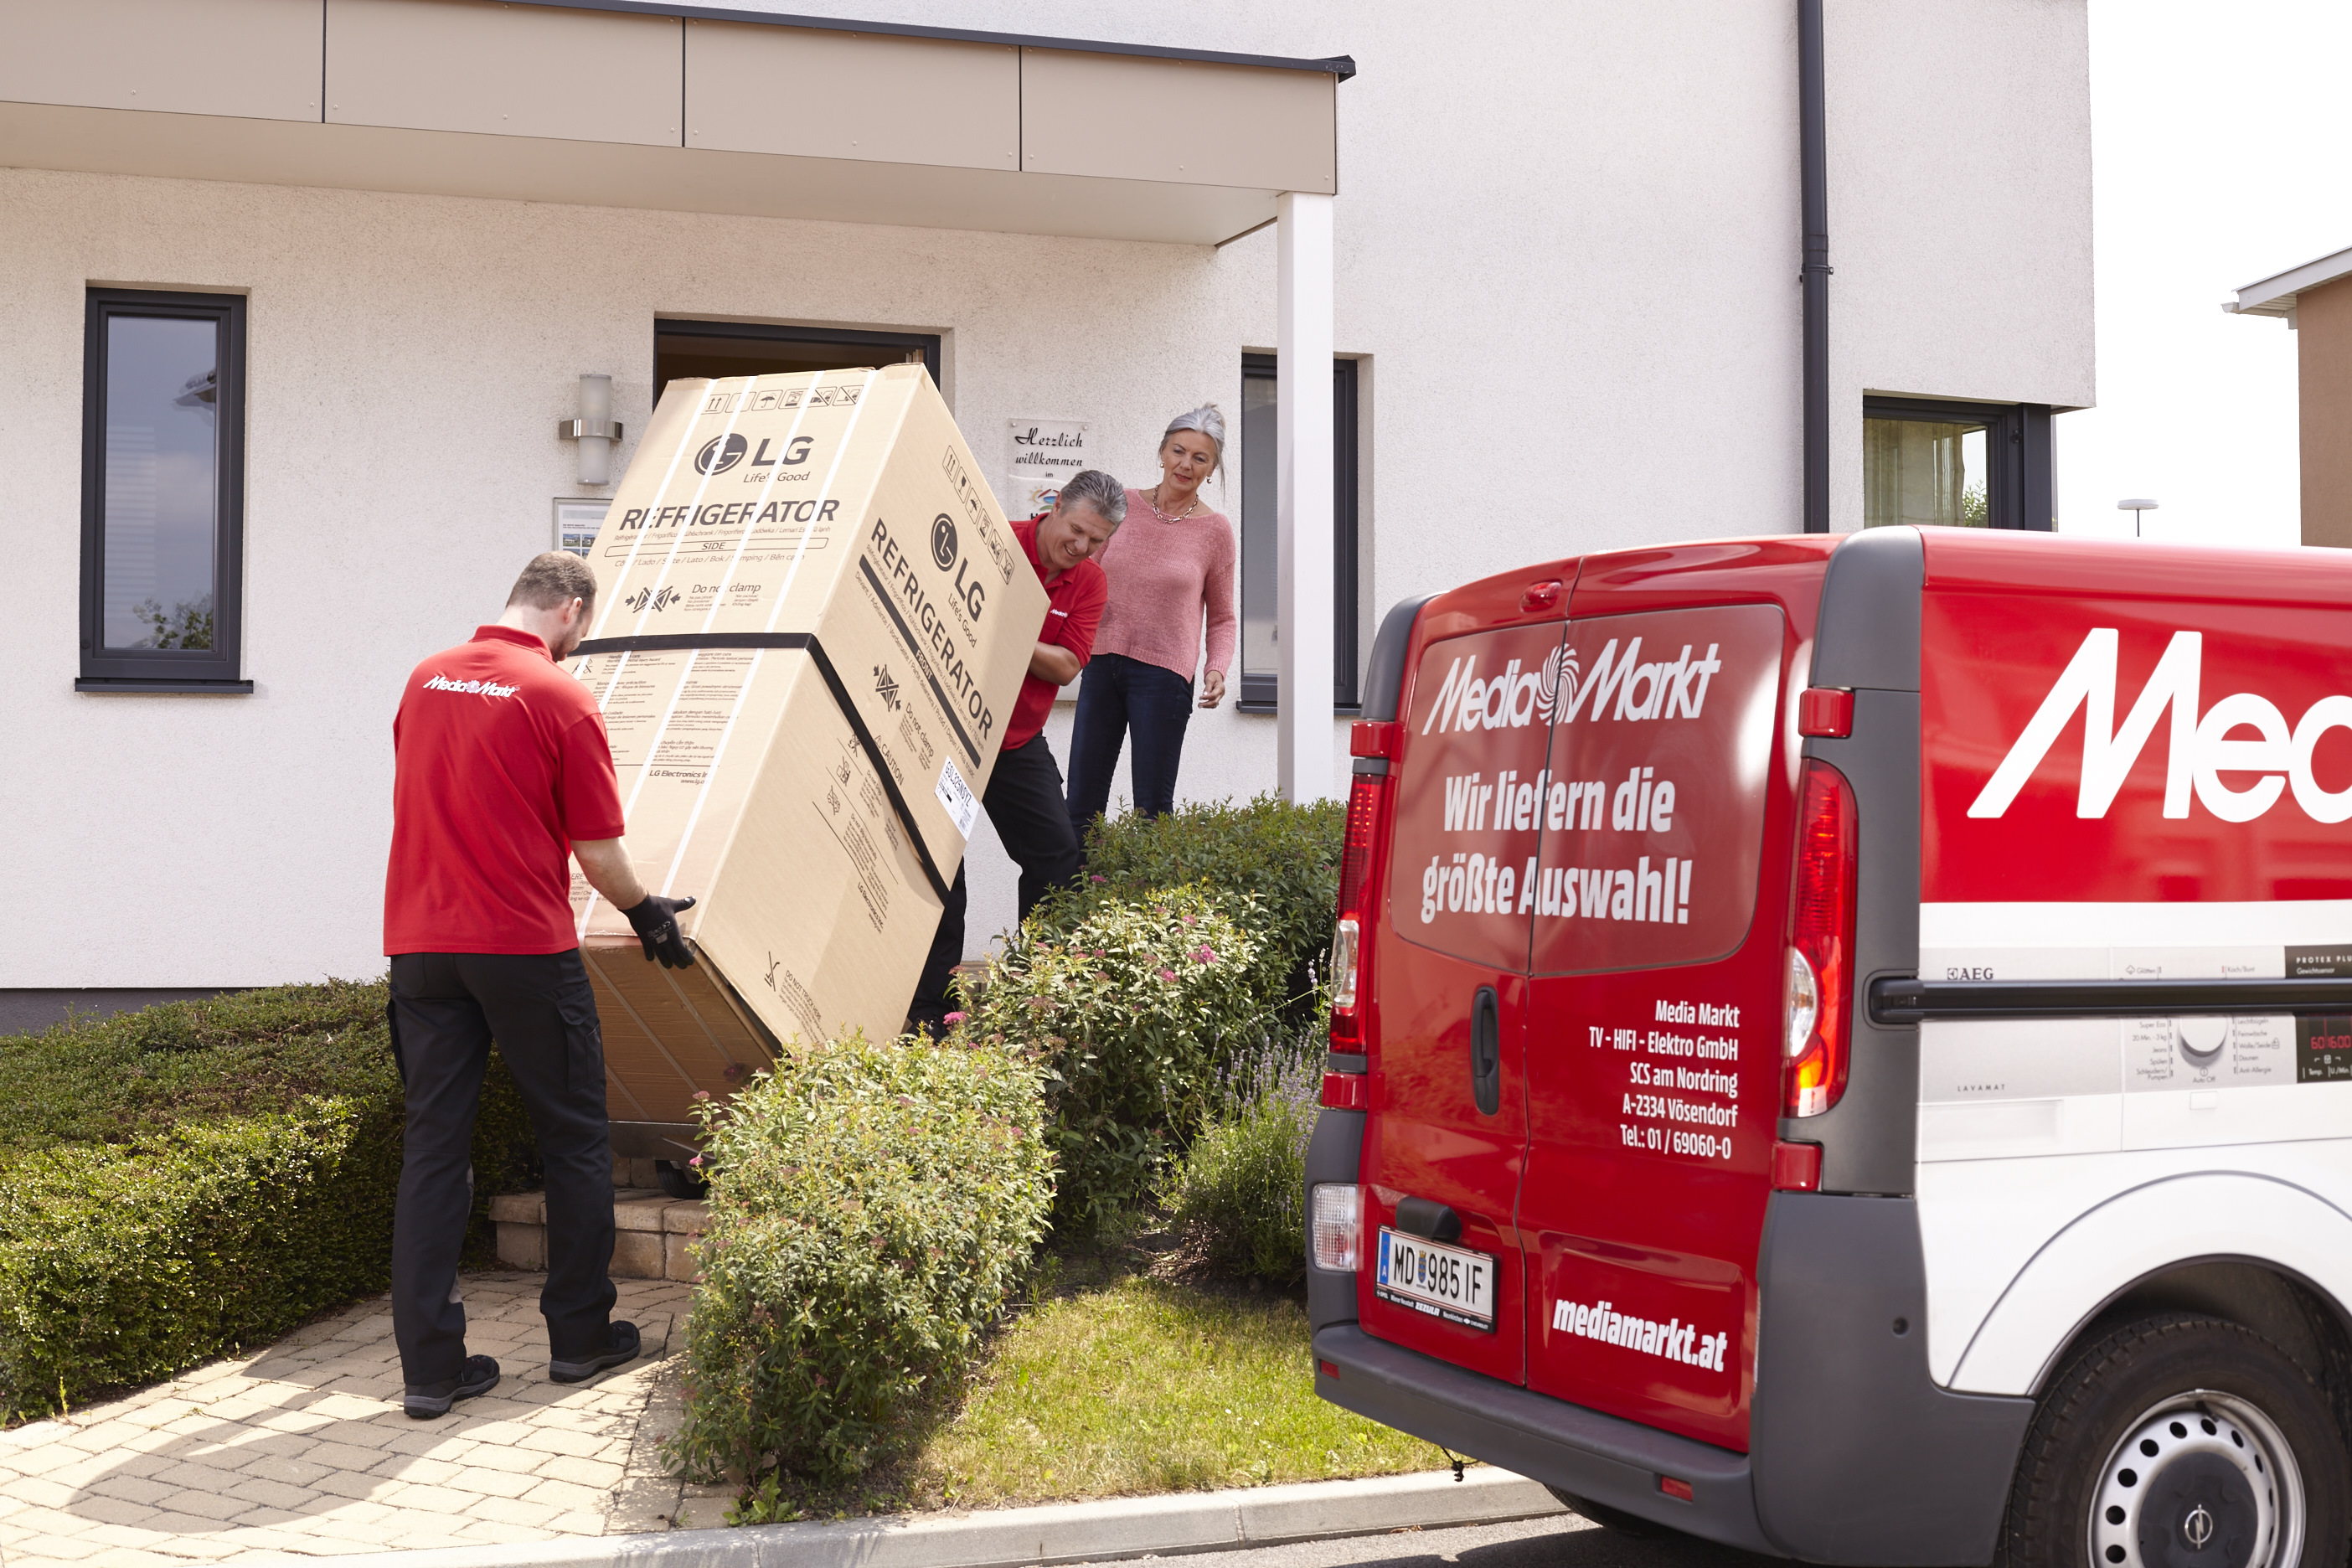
[1864,416,1990,529]
[1240,365,1279,682]
[103,315,219,650]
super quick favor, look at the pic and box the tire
[1998,1313,2350,1568]
[1545,1486,1667,1539]
[653,1158,707,1200]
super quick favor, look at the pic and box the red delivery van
[1308,528,2352,1567]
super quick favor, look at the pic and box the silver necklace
[1148,483,1199,523]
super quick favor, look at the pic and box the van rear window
[1390,606,1783,975]
[1529,604,1783,975]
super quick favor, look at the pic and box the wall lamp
[557,374,625,485]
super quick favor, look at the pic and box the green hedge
[0,981,535,1416]
[1053,795,1344,1026]
[0,1103,400,1413]
[960,886,1277,1238]
[668,1032,1052,1493]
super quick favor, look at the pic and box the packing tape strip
[574,632,954,905]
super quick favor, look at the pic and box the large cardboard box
[562,365,1045,1153]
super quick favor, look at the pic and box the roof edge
[2226,241,2352,319]
[502,0,1357,79]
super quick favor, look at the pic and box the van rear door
[1515,549,1814,1449]
[1369,606,1569,1385]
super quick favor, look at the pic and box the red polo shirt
[384,625,627,955]
[1004,518,1107,751]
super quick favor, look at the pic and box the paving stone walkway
[0,1272,733,1565]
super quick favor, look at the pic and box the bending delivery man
[383,552,696,1420]
[908,472,1123,1033]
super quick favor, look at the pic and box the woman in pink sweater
[1064,405,1238,829]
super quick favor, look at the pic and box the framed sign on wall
[554,498,609,559]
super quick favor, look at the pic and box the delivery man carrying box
[383,552,697,1419]
[909,472,1123,1034]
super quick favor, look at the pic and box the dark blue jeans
[1065,652,1194,832]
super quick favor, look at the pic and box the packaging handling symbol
[873,663,902,712]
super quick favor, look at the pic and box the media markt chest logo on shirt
[421,673,519,699]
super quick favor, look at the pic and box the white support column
[1276,190,1336,804]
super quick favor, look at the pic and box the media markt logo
[623,585,681,613]
[1421,638,1721,737]
[872,663,902,712]
[696,433,749,475]
[422,673,518,698]
[931,513,959,571]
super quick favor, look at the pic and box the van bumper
[1311,1325,1777,1555]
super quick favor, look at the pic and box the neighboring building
[2226,245,2352,549]
[0,0,2095,1027]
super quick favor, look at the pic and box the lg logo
[931,513,987,621]
[696,432,816,476]
[696,435,747,475]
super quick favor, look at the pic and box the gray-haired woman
[1065,405,1238,829]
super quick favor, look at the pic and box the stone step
[489,1188,707,1282]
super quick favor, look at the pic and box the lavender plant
[1160,1026,1325,1284]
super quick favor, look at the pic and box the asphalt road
[1102,1514,1789,1568]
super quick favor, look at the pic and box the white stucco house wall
[0,0,2093,1027]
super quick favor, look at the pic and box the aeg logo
[1970,628,2352,824]
[1421,638,1724,735]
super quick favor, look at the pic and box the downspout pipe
[1799,0,1831,532]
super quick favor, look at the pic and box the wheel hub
[2091,1391,2303,1568]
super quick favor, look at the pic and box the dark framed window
[80,290,249,692]
[1238,353,1361,712]
[1863,397,2053,530]
[654,320,941,397]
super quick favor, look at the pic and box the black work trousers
[910,734,1083,1029]
[388,951,617,1385]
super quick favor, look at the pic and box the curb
[330,1467,1568,1568]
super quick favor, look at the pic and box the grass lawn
[734,1251,1450,1522]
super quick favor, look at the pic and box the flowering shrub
[1160,1034,1323,1282]
[1050,795,1344,1028]
[957,886,1276,1238]
[668,1032,1050,1492]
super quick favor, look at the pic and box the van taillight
[1329,771,1390,1048]
[1784,760,1856,1118]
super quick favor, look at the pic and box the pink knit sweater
[1090,488,1239,681]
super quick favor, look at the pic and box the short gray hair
[1162,404,1227,474]
[508,550,597,611]
[1055,470,1127,526]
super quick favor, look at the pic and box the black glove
[622,895,697,968]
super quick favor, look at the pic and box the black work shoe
[549,1320,641,1385]
[404,1354,500,1419]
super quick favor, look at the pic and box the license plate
[1375,1227,1495,1332]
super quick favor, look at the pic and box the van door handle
[1471,985,1501,1117]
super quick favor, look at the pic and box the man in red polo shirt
[384,552,695,1419]
[908,472,1122,1033]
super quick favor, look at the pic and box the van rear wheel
[1997,1313,2349,1568]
